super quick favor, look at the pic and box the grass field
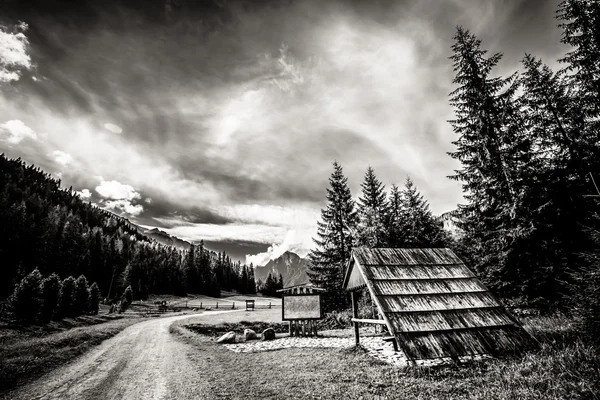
[173,313,600,400]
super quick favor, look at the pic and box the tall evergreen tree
[355,167,389,247]
[386,184,403,247]
[308,161,357,311]
[400,177,450,248]
[448,27,537,301]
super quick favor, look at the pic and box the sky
[0,0,568,264]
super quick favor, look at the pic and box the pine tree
[88,282,100,315]
[558,0,600,126]
[400,177,450,248]
[386,184,403,247]
[355,167,389,247]
[308,161,357,311]
[9,268,43,322]
[448,27,534,300]
[40,273,61,323]
[74,275,90,316]
[57,276,77,319]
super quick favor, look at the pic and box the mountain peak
[254,251,309,286]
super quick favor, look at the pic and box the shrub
[40,273,61,323]
[122,285,133,305]
[74,275,89,316]
[56,276,77,319]
[9,268,43,322]
[119,285,133,313]
[88,282,100,315]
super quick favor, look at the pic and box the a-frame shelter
[343,247,537,362]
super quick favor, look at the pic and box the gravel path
[4,310,242,400]
[224,335,409,366]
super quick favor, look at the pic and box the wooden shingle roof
[343,248,537,361]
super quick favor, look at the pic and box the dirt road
[4,310,242,400]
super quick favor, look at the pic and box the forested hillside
[0,155,256,301]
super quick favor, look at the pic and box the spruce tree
[400,177,450,248]
[355,167,389,247]
[9,268,43,322]
[74,275,90,316]
[448,27,534,300]
[558,0,600,125]
[57,276,77,319]
[386,184,404,247]
[88,282,100,315]
[40,273,61,323]
[308,161,357,311]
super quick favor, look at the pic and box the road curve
[4,310,241,400]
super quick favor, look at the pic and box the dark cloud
[203,239,270,262]
[1,0,569,260]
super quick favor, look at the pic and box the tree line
[8,268,101,323]
[0,154,257,315]
[308,163,450,311]
[308,0,600,341]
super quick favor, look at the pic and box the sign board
[282,294,322,320]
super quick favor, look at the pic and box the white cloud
[103,199,144,216]
[0,24,32,82]
[76,188,92,200]
[155,218,288,245]
[49,150,73,166]
[95,179,141,201]
[245,229,313,266]
[0,120,38,144]
[103,123,123,134]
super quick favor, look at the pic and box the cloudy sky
[0,0,567,264]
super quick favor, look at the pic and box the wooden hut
[343,247,537,362]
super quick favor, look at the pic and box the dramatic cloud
[0,23,32,82]
[76,188,92,200]
[49,150,73,166]
[103,123,122,134]
[103,199,144,216]
[246,230,313,266]
[0,119,38,144]
[95,179,141,201]
[0,0,568,260]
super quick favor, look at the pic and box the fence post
[200,302,202,309]
[216,302,219,309]
[232,302,235,309]
[269,302,271,309]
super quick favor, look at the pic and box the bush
[56,276,76,319]
[88,282,100,315]
[119,285,133,312]
[122,285,133,305]
[40,273,61,323]
[74,275,89,316]
[9,268,43,322]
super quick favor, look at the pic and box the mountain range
[137,227,192,249]
[253,251,310,287]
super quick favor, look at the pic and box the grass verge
[171,313,600,399]
[0,314,144,393]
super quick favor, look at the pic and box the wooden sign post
[278,284,325,337]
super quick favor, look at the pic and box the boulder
[216,331,236,344]
[261,328,276,341]
[244,329,258,341]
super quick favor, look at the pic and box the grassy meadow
[172,312,600,400]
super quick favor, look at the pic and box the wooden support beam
[351,291,359,346]
[350,318,387,325]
